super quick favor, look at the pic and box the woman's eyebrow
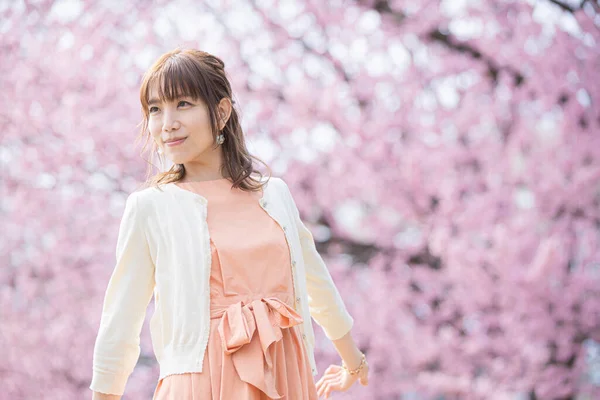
[148,97,161,106]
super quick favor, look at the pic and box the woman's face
[147,83,220,165]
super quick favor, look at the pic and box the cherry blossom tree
[1,0,599,399]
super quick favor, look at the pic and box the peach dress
[152,178,318,400]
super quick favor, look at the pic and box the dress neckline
[163,176,271,204]
[177,177,231,184]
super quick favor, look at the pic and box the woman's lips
[165,137,186,147]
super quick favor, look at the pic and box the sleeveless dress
[152,178,318,400]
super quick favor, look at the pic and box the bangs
[141,55,210,108]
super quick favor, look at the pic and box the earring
[216,132,225,145]
[157,146,164,154]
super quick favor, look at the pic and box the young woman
[90,48,369,400]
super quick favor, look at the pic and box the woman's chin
[167,151,191,164]
[168,156,187,165]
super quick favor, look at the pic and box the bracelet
[341,352,367,376]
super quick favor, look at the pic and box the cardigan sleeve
[278,179,354,341]
[89,191,155,396]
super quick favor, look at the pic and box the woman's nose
[162,111,180,131]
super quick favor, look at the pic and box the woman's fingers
[316,373,340,397]
[317,375,340,394]
[315,365,341,391]
[322,377,342,399]
[316,363,366,398]
[359,374,369,386]
[359,365,369,386]
[363,364,371,385]
[315,375,327,393]
[326,364,343,373]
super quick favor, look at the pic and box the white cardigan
[89,176,354,395]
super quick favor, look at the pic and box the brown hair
[135,47,271,192]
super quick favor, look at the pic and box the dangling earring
[216,132,225,145]
[157,146,164,154]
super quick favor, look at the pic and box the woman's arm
[89,192,156,397]
[92,392,121,400]
[279,180,354,341]
[331,329,364,371]
[279,179,369,397]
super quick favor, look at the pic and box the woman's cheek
[148,118,160,137]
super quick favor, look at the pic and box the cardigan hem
[158,350,206,381]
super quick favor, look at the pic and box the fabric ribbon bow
[216,297,304,398]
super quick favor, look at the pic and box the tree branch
[427,29,525,88]
[546,0,578,13]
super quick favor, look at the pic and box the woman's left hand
[315,360,369,399]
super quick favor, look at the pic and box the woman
[90,48,369,400]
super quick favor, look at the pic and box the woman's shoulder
[119,187,153,220]
[261,176,297,212]
[269,176,293,197]
[124,183,174,217]
[261,175,291,199]
[132,183,165,199]
[259,174,288,189]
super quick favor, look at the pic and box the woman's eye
[149,106,158,113]
[178,100,191,107]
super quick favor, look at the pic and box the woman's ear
[218,98,233,129]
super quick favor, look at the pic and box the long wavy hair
[135,47,271,192]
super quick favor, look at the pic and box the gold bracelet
[341,353,367,376]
